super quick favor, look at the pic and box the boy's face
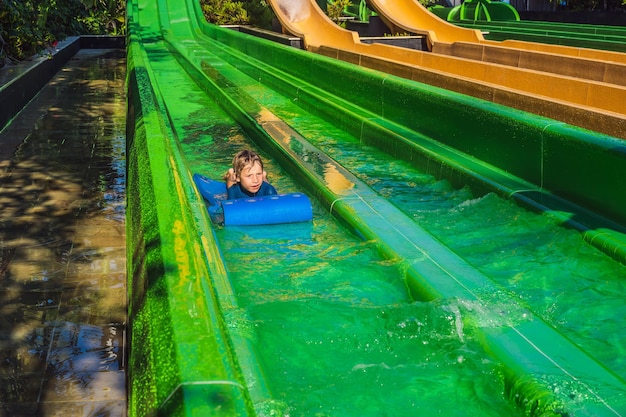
[238,161,264,194]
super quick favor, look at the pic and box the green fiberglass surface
[126,0,626,415]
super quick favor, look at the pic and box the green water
[144,36,626,415]
[217,225,521,416]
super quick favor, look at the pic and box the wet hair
[232,149,264,177]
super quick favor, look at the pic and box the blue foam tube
[193,173,313,226]
[193,173,227,205]
[222,193,313,226]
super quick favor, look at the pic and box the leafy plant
[200,0,250,25]
[327,0,353,25]
[242,0,275,29]
[200,0,278,28]
[0,0,125,66]
[77,0,126,35]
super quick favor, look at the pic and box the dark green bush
[242,0,275,29]
[0,0,125,66]
[200,0,276,29]
[76,0,126,35]
[200,0,250,25]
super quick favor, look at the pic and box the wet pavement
[0,49,127,416]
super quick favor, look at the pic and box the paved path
[0,49,127,417]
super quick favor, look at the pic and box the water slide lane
[127,2,269,415]
[127,0,626,415]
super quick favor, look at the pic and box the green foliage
[0,0,125,66]
[200,0,250,25]
[77,0,126,35]
[327,0,352,25]
[242,0,275,29]
[200,0,276,28]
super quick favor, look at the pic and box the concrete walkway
[0,49,127,416]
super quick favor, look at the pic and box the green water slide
[126,0,626,415]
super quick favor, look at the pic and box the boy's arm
[223,168,237,189]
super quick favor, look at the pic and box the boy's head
[232,150,265,194]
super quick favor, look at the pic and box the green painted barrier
[464,19,626,36]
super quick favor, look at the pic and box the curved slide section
[366,0,626,65]
[366,0,484,46]
[269,0,359,49]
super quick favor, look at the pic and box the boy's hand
[224,168,237,187]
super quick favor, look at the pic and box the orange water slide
[269,0,359,49]
[267,0,626,138]
[270,0,483,50]
[366,0,484,47]
[367,0,626,65]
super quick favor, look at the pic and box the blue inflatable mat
[193,173,313,226]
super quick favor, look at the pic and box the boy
[223,149,278,199]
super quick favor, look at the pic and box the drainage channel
[0,48,127,416]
